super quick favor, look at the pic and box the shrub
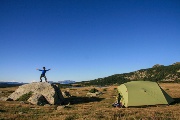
[89,88,99,93]
[103,88,107,91]
[16,91,33,101]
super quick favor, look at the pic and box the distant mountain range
[0,80,76,87]
[58,80,76,84]
[0,82,25,84]
[48,80,76,84]
[78,62,180,86]
[0,82,25,88]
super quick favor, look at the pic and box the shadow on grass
[0,109,6,112]
[63,96,104,105]
[173,98,180,104]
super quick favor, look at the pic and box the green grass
[16,91,33,101]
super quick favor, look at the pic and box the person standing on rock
[36,67,51,82]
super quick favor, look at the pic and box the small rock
[86,92,97,97]
[44,104,51,107]
[56,106,65,110]
[19,101,25,104]
[18,112,23,115]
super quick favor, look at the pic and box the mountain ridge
[79,62,180,86]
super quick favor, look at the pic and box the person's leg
[44,76,47,82]
[40,75,42,82]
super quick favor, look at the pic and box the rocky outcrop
[173,62,180,65]
[8,82,64,105]
[152,64,163,68]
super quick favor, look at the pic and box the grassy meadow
[0,83,180,120]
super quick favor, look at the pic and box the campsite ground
[0,83,180,120]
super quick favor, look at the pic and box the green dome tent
[117,81,174,107]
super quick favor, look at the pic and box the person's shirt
[38,69,50,75]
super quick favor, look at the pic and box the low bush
[16,91,33,101]
[89,88,99,93]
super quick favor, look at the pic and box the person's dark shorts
[40,74,46,77]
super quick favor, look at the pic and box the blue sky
[0,0,180,83]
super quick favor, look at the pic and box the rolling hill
[79,62,180,86]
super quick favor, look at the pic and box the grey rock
[44,104,51,107]
[28,93,48,105]
[56,106,65,110]
[86,92,102,97]
[18,112,23,115]
[8,82,64,105]
[19,101,25,104]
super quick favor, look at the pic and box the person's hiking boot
[40,81,42,82]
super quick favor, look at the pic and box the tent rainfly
[117,81,174,107]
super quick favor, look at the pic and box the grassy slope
[0,83,180,120]
[79,64,180,86]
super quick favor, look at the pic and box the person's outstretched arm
[36,68,42,71]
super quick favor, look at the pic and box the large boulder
[8,82,64,105]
